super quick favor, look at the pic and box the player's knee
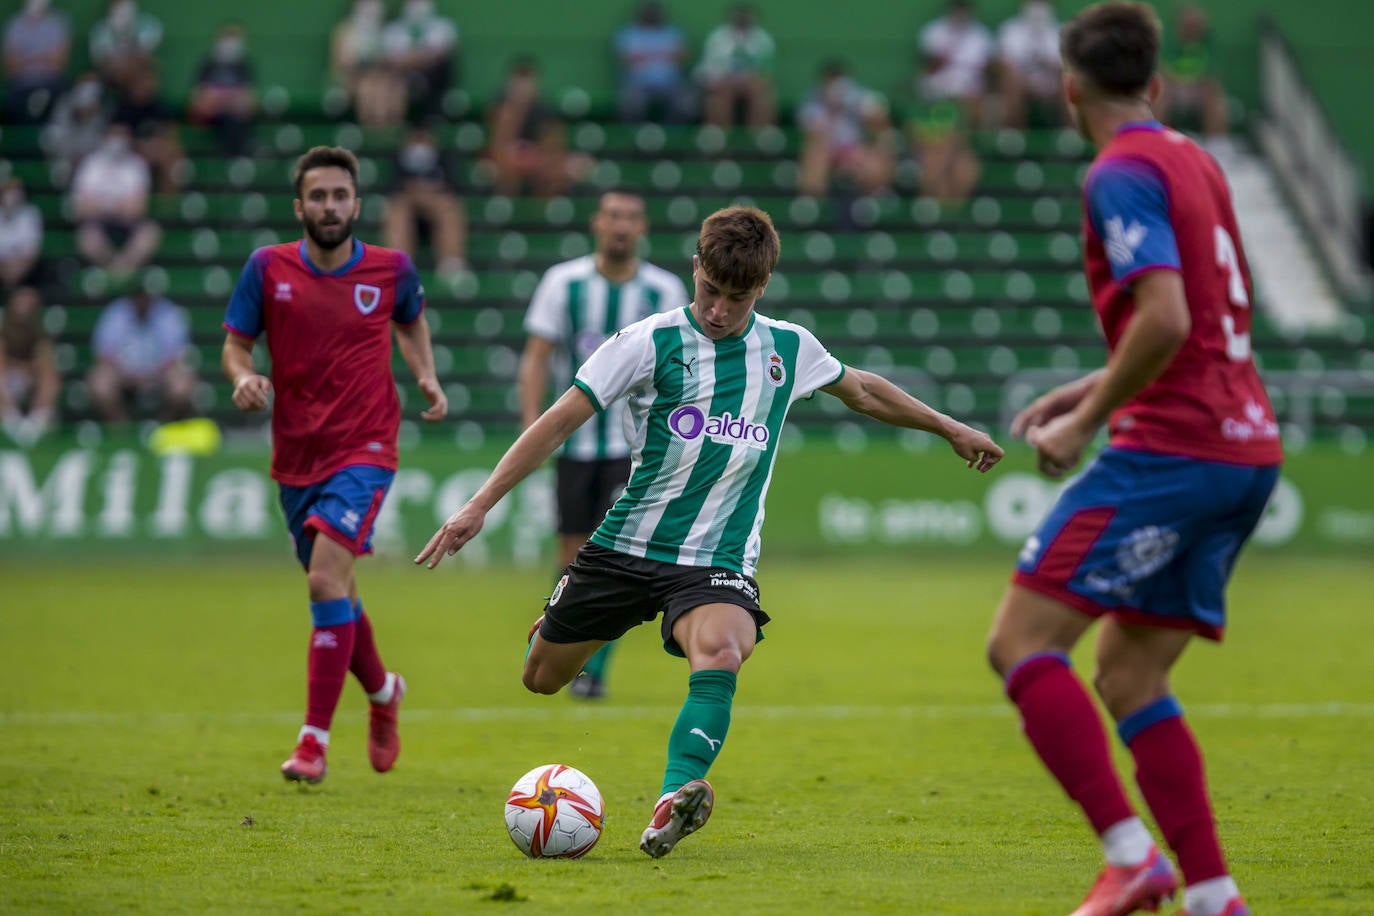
[521,664,565,696]
[1092,666,1159,720]
[689,644,745,673]
[305,567,347,602]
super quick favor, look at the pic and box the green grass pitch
[2,554,1372,913]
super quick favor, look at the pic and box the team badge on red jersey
[354,283,382,315]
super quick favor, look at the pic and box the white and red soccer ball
[504,764,604,858]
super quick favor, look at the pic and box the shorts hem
[305,515,375,558]
[1012,571,1224,642]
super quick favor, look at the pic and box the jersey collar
[1117,118,1165,136]
[298,237,365,276]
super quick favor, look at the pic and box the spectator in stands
[89,0,162,99]
[332,0,407,127]
[3,0,71,124]
[918,0,995,127]
[384,122,468,277]
[71,124,161,276]
[1160,3,1229,151]
[0,286,61,445]
[87,284,195,424]
[45,72,109,185]
[382,0,458,120]
[113,65,185,193]
[0,180,44,291]
[614,1,694,124]
[486,58,585,198]
[996,0,1065,128]
[188,23,257,158]
[797,60,896,199]
[695,3,776,130]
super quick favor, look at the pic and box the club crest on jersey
[766,352,786,387]
[353,283,382,315]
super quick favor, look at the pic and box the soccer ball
[504,764,605,858]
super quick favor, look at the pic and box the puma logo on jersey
[669,356,697,377]
[690,728,722,751]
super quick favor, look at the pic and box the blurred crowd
[0,0,1235,441]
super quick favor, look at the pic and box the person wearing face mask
[189,23,257,158]
[383,123,468,277]
[112,65,186,193]
[614,1,695,124]
[71,124,162,276]
[917,0,995,126]
[0,180,44,291]
[796,60,896,200]
[997,0,1067,128]
[89,0,162,97]
[332,0,406,126]
[3,0,71,124]
[46,73,110,185]
[694,3,776,130]
[382,0,458,121]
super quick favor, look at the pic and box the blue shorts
[1013,447,1279,640]
[278,465,395,569]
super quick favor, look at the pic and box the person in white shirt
[695,4,776,130]
[997,0,1066,128]
[0,179,43,290]
[382,0,457,120]
[87,286,196,423]
[918,0,994,125]
[796,60,895,198]
[72,124,161,275]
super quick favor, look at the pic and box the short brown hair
[695,206,780,291]
[1060,1,1161,98]
[292,146,359,198]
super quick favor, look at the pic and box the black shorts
[555,456,632,535]
[539,543,769,658]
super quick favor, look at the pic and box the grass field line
[3,701,1373,728]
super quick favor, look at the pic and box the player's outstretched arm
[221,332,272,411]
[394,315,448,422]
[415,386,596,568]
[822,367,1003,472]
[1026,270,1189,478]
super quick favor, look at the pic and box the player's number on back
[1213,225,1251,362]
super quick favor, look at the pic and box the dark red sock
[1127,711,1227,884]
[350,609,388,696]
[305,622,356,731]
[1005,652,1136,835]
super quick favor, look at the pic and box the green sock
[660,669,737,796]
[582,641,616,680]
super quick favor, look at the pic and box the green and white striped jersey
[573,307,845,575]
[524,255,689,460]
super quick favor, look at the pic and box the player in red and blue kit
[985,6,1280,916]
[221,146,448,785]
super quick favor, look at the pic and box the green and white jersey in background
[573,307,845,575]
[524,255,689,460]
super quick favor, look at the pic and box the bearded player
[222,145,448,784]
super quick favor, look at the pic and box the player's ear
[1145,72,1164,109]
[352,195,362,218]
[292,198,303,223]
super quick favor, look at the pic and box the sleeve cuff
[572,379,605,413]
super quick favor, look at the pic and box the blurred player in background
[985,5,1281,916]
[420,206,1002,859]
[222,146,447,784]
[518,188,689,699]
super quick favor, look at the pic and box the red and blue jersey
[1082,120,1282,466]
[223,239,424,486]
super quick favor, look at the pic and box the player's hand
[946,421,1004,473]
[1010,373,1100,439]
[1025,412,1096,479]
[414,502,485,569]
[231,374,272,411]
[417,376,447,422]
